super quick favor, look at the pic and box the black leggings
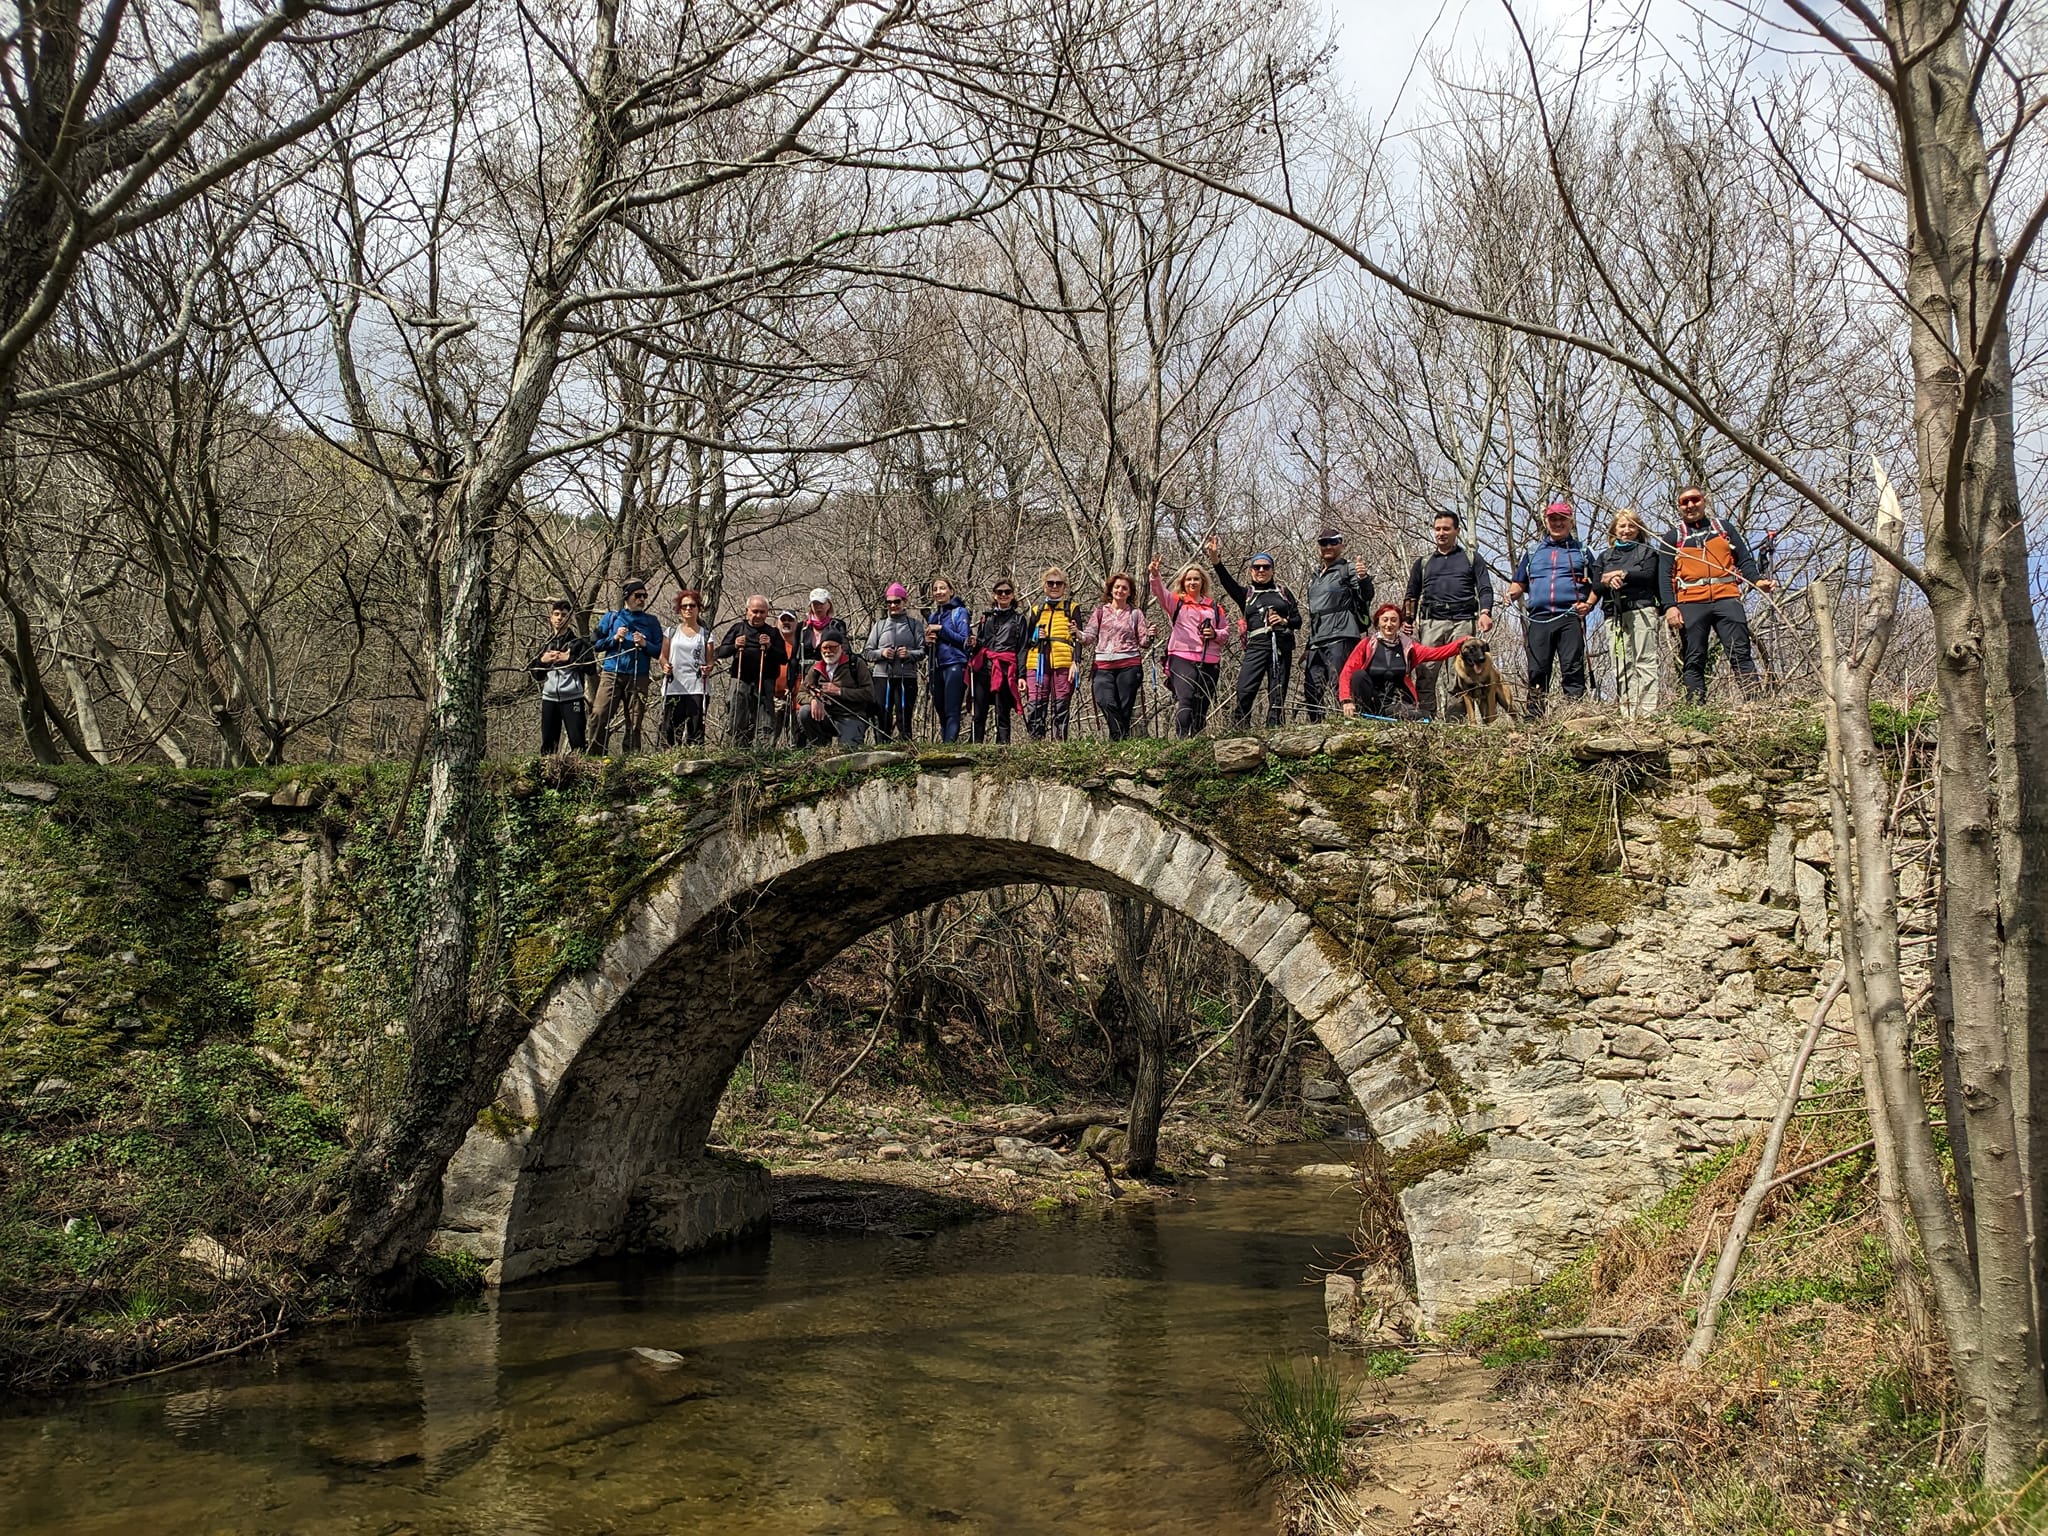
[1348,671,1423,721]
[971,670,1014,743]
[873,675,918,740]
[1233,637,1293,727]
[660,693,706,746]
[1092,665,1142,740]
[1168,655,1219,738]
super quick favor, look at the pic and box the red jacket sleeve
[1336,636,1373,702]
[1410,638,1466,665]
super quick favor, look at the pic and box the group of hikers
[527,487,1778,754]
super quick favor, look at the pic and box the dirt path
[1346,1355,1520,1530]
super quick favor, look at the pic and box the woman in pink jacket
[1148,557,1233,737]
[1079,572,1157,740]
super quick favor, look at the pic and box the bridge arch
[436,769,1446,1284]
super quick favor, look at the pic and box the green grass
[1365,1348,1410,1379]
[1240,1355,1356,1488]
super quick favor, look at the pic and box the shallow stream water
[2,1143,1359,1535]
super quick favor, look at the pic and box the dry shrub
[1440,1116,1966,1535]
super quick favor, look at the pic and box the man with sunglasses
[1663,486,1775,703]
[1303,530,1374,721]
[970,580,1027,743]
[590,576,664,754]
[1207,535,1301,728]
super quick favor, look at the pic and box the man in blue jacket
[590,576,665,753]
[1507,502,1596,716]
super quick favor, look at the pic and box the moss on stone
[1386,1130,1488,1191]
[1706,783,1774,850]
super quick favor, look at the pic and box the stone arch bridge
[412,728,1840,1319]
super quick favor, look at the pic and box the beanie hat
[819,622,849,647]
[622,575,649,597]
[885,582,908,600]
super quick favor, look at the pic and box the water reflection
[1,1145,1360,1535]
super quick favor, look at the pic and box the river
[2,1143,1359,1535]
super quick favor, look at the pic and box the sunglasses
[887,597,906,603]
[1044,580,1066,588]
[678,602,700,609]
[994,588,1014,596]
[1317,540,1342,547]
[1679,497,1705,506]
[1249,562,1273,570]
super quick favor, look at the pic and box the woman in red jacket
[1339,605,1466,720]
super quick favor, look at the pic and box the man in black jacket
[1402,512,1496,718]
[717,593,789,749]
[1303,530,1374,721]
[527,598,596,754]
[1208,534,1301,727]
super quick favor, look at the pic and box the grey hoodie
[865,612,930,679]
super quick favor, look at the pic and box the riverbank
[1255,1114,2017,1536]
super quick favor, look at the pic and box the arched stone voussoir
[433,769,1449,1294]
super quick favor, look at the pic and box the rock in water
[628,1347,687,1370]
[1325,1272,1362,1347]
[1294,1163,1357,1179]
[992,1136,1067,1170]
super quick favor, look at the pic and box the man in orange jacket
[1661,486,1776,703]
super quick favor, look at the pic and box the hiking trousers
[1232,635,1293,727]
[1678,597,1759,703]
[1523,611,1586,714]
[1414,616,1477,717]
[591,672,650,753]
[1302,638,1354,721]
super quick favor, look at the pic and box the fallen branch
[1680,973,1846,1371]
[967,1108,1126,1139]
[1761,1139,1875,1191]
[1538,1327,1633,1341]
[91,1318,291,1389]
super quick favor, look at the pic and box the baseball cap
[808,587,832,604]
[1316,530,1344,544]
[1545,501,1574,518]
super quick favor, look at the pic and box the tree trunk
[1107,893,1165,1175]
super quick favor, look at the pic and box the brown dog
[1449,637,1516,724]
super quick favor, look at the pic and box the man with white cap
[784,587,835,719]
[865,582,929,740]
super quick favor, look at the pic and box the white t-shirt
[663,629,709,696]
